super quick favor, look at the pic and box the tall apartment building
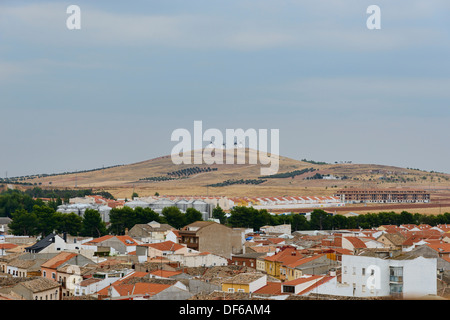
[335,189,430,204]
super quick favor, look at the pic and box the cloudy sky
[1,0,450,177]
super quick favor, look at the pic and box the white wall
[341,255,437,298]
[249,275,267,293]
[167,253,228,268]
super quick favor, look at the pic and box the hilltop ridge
[6,148,449,199]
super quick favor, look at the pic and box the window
[43,271,46,277]
[52,272,56,279]
[389,267,403,282]
[362,268,365,276]
[237,289,245,293]
[228,288,235,293]
[283,286,295,293]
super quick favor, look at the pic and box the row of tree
[259,168,315,179]
[8,204,207,238]
[8,206,107,238]
[0,189,114,218]
[167,166,218,177]
[108,206,204,234]
[218,207,450,232]
[207,179,267,187]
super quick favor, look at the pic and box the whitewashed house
[339,255,437,298]
[167,251,228,268]
[74,269,132,296]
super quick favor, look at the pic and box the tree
[8,209,39,236]
[309,209,332,230]
[134,207,160,225]
[108,206,135,235]
[227,206,271,231]
[331,214,347,230]
[212,205,227,224]
[185,208,203,225]
[0,189,42,217]
[161,206,185,229]
[131,192,139,199]
[81,209,107,237]
[34,205,58,237]
[58,212,83,236]
[227,206,254,228]
[399,211,415,225]
[291,214,309,231]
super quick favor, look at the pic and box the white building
[260,224,291,235]
[74,269,132,296]
[57,203,112,223]
[167,252,228,268]
[339,255,437,298]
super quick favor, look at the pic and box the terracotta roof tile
[149,270,182,278]
[41,252,77,269]
[254,282,282,295]
[139,241,184,252]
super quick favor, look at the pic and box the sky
[1,0,450,177]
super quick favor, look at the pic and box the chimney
[63,232,67,242]
[125,228,128,236]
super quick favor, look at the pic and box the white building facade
[340,255,437,298]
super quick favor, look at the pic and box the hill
[7,148,450,200]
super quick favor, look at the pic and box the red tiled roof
[0,243,18,250]
[85,235,114,244]
[426,242,450,254]
[265,247,304,264]
[115,236,138,246]
[283,275,322,286]
[149,270,182,278]
[343,237,367,249]
[85,235,138,246]
[297,276,335,295]
[41,252,77,269]
[139,241,184,252]
[97,282,171,297]
[254,282,282,295]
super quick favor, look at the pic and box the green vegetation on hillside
[259,168,315,179]
[207,179,267,187]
